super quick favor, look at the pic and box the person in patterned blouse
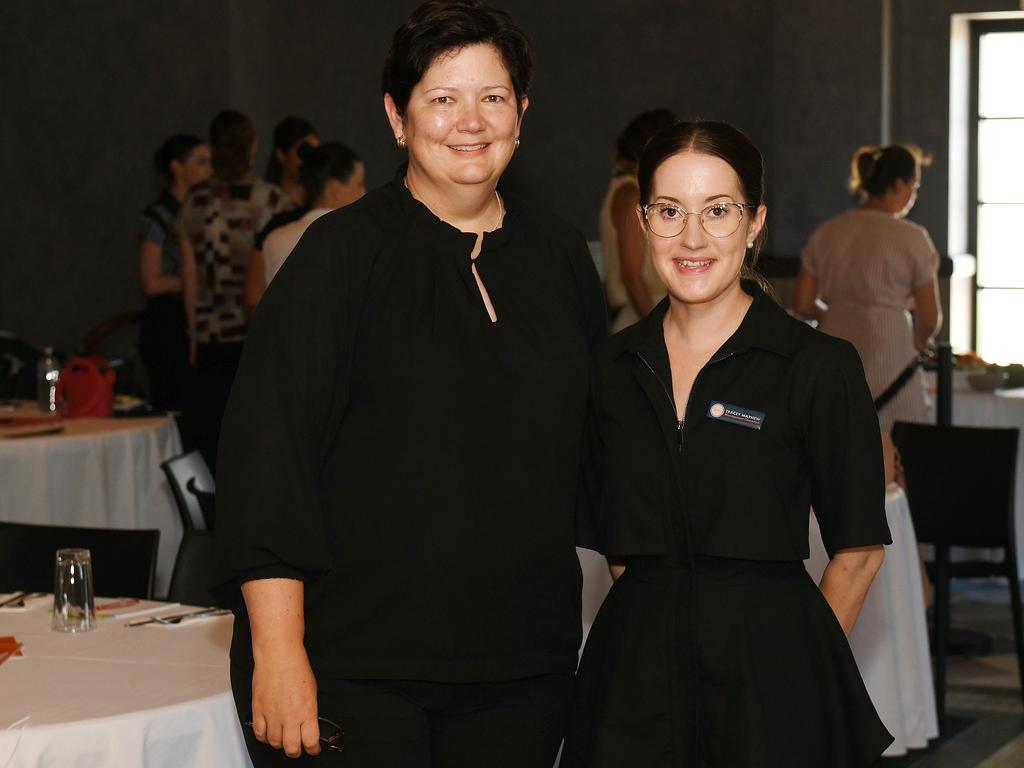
[180,109,291,474]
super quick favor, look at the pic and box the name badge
[706,401,766,430]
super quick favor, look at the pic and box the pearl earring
[746,241,754,249]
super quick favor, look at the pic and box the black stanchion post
[937,342,953,427]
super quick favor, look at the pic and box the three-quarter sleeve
[801,340,892,557]
[215,216,357,586]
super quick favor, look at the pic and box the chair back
[167,530,225,608]
[891,422,1019,550]
[161,451,215,530]
[0,522,159,598]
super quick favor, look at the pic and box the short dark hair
[849,144,932,198]
[209,110,255,183]
[381,0,532,115]
[265,116,318,183]
[299,142,361,203]
[616,109,678,165]
[638,120,768,271]
[153,134,202,182]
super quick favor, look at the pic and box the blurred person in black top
[216,3,605,766]
[138,134,211,411]
[562,122,892,767]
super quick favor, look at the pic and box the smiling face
[384,43,526,191]
[639,151,766,306]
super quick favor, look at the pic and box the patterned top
[801,208,939,431]
[139,190,182,278]
[181,178,290,343]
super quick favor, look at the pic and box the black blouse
[216,172,606,683]
[577,281,892,561]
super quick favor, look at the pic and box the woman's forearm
[818,545,884,635]
[242,578,306,658]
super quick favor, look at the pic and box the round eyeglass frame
[641,201,758,239]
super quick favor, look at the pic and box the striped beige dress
[801,208,939,432]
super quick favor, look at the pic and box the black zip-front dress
[563,283,894,767]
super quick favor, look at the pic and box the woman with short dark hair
[216,2,605,765]
[563,121,892,766]
[138,134,211,410]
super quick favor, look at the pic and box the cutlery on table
[125,607,230,627]
[0,592,44,608]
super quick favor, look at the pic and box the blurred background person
[138,134,211,411]
[243,116,319,317]
[180,109,290,473]
[794,144,941,432]
[264,115,319,208]
[262,141,365,288]
[600,108,677,332]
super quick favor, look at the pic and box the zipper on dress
[636,349,738,450]
[636,352,684,451]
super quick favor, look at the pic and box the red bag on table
[55,356,115,417]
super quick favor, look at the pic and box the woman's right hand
[241,578,318,757]
[250,644,322,757]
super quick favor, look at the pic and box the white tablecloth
[806,485,939,757]
[0,598,250,767]
[0,412,184,595]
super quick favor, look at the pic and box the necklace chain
[406,176,503,233]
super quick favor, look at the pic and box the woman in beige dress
[600,109,676,332]
[794,144,942,432]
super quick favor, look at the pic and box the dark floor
[878,579,1024,767]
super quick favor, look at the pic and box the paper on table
[96,598,179,622]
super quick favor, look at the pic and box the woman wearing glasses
[216,1,605,765]
[563,121,893,767]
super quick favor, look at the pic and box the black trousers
[180,341,243,477]
[231,667,573,768]
[138,294,189,412]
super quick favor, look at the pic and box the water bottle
[37,347,60,414]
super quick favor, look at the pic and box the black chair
[891,421,1023,722]
[0,331,41,400]
[161,451,215,530]
[0,522,160,599]
[167,530,226,608]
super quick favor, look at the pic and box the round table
[0,596,250,767]
[0,406,183,595]
[806,485,939,757]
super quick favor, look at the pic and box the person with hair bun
[794,144,942,431]
[265,116,320,207]
[138,134,211,411]
[564,121,892,766]
[262,142,365,285]
[179,109,291,472]
[216,2,604,764]
[601,108,677,332]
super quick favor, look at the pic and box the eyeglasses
[641,201,757,239]
[244,718,344,753]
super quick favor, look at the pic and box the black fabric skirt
[561,554,892,768]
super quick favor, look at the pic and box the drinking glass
[52,548,95,632]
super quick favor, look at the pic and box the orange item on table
[0,636,24,664]
[55,356,115,417]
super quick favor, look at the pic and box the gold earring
[396,136,406,149]
[514,138,520,149]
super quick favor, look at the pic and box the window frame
[968,19,1024,356]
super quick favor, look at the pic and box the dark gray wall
[1,0,1014,352]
